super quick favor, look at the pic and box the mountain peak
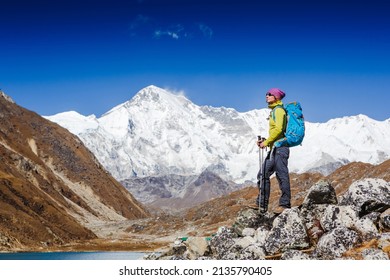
[103,85,188,117]
[143,84,166,93]
[126,85,193,114]
[132,85,168,102]
[0,90,14,103]
[132,85,188,103]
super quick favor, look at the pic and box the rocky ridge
[148,178,390,260]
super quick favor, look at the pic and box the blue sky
[1,0,389,122]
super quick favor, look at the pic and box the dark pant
[256,146,291,209]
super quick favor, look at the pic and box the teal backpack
[273,102,305,148]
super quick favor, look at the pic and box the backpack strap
[271,105,287,135]
[271,105,285,122]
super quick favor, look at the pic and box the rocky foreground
[146,178,390,260]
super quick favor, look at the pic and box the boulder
[185,237,210,259]
[209,227,238,259]
[316,227,360,258]
[354,215,380,241]
[320,205,358,231]
[233,208,273,236]
[264,207,310,255]
[302,180,338,208]
[339,178,390,217]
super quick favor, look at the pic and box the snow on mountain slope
[292,114,390,174]
[45,85,390,183]
[48,111,99,134]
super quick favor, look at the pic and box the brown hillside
[0,93,148,251]
[326,160,390,196]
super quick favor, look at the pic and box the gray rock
[378,233,390,249]
[264,207,310,255]
[185,237,210,259]
[234,236,256,250]
[242,228,256,237]
[143,252,158,260]
[240,244,266,260]
[320,205,358,231]
[157,242,189,260]
[300,204,327,244]
[379,208,390,230]
[362,248,389,260]
[354,216,380,241]
[281,250,312,260]
[233,209,262,236]
[210,227,238,259]
[339,179,390,216]
[255,226,269,246]
[302,180,338,208]
[233,208,274,236]
[316,227,360,258]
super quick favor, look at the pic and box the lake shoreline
[0,237,169,254]
[0,251,150,260]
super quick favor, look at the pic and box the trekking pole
[257,136,266,171]
[258,136,262,170]
[257,135,263,172]
[257,135,266,192]
[257,136,267,213]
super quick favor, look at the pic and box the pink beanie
[267,88,286,100]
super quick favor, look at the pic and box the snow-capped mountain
[46,85,390,183]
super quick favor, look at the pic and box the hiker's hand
[257,137,266,148]
[257,140,264,147]
[259,141,267,149]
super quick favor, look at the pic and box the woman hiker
[255,88,291,214]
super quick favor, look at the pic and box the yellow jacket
[263,100,287,148]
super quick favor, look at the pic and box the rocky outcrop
[149,178,390,260]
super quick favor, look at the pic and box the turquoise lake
[0,251,146,260]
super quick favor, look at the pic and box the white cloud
[154,24,185,40]
[164,87,187,98]
[169,32,179,39]
[129,15,213,41]
[154,30,180,40]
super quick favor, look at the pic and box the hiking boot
[273,206,288,214]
